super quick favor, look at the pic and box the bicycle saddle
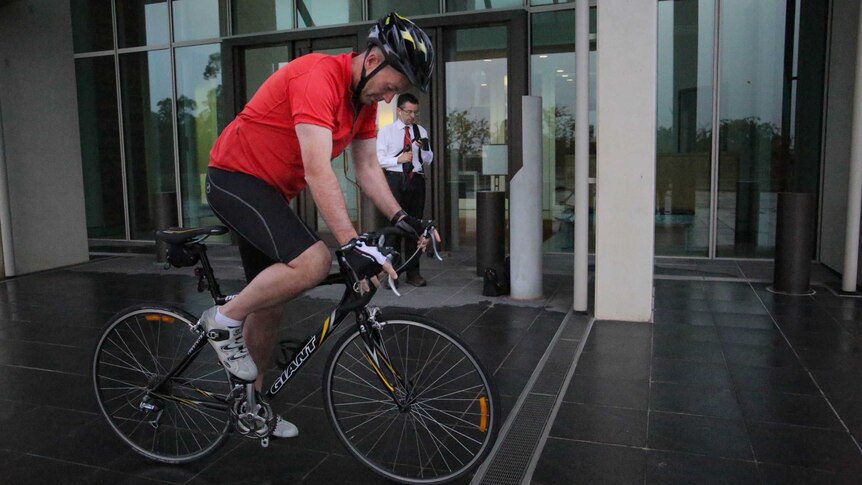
[156,226,228,245]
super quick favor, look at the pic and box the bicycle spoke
[326,317,498,483]
[94,307,231,464]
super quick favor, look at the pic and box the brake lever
[387,276,402,296]
[385,254,402,296]
[425,227,443,261]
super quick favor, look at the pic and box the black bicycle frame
[263,272,365,399]
[151,245,381,406]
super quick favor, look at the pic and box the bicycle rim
[92,305,232,464]
[324,315,500,484]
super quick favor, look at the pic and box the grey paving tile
[648,412,752,460]
[550,402,647,447]
[533,438,646,485]
[650,382,743,420]
[646,450,759,485]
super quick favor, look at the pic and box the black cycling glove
[391,209,425,238]
[342,239,387,280]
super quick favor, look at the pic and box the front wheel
[92,304,232,464]
[323,313,500,484]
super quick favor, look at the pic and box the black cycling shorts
[206,167,320,282]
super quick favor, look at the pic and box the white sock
[215,308,243,327]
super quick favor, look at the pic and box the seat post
[193,244,227,304]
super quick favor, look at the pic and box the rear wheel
[323,313,500,484]
[92,304,232,464]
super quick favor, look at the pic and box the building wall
[0,0,89,275]
[820,0,860,274]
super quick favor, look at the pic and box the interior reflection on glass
[76,56,125,238]
[297,0,361,28]
[116,0,169,48]
[369,0,439,18]
[176,44,227,242]
[120,49,175,240]
[172,0,226,42]
[655,0,714,257]
[445,26,508,249]
[233,0,295,34]
[716,0,787,258]
[530,8,597,254]
[446,0,522,12]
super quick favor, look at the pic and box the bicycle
[91,224,500,484]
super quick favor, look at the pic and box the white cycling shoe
[272,415,299,438]
[199,306,258,382]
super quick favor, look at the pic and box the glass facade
[447,0,522,12]
[232,0,294,34]
[530,9,597,253]
[655,0,812,258]
[444,26,508,249]
[70,0,826,262]
[119,50,175,240]
[172,0,228,41]
[297,0,362,27]
[715,0,787,257]
[116,0,170,48]
[71,0,114,53]
[175,44,224,229]
[76,56,124,238]
[655,0,714,256]
[369,0,438,18]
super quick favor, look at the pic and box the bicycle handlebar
[335,221,442,297]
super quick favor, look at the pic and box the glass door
[443,25,509,249]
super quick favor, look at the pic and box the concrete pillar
[594,0,657,321]
[510,96,543,299]
[842,4,862,292]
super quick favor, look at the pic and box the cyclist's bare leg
[220,241,331,322]
[242,304,282,391]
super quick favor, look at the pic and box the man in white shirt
[377,93,434,286]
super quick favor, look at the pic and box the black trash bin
[476,191,505,276]
[771,192,815,295]
[153,192,178,263]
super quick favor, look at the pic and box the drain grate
[472,312,594,485]
[479,394,556,484]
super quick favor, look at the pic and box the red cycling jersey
[209,53,378,200]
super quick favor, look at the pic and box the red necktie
[403,126,413,175]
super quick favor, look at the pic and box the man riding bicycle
[202,13,438,439]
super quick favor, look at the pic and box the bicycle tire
[323,313,500,484]
[92,304,232,464]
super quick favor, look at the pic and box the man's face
[397,102,419,125]
[359,65,410,106]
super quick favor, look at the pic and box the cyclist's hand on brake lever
[392,211,442,255]
[342,240,397,292]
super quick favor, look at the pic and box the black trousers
[385,171,425,274]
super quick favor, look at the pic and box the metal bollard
[771,192,815,295]
[476,191,506,276]
[153,192,178,263]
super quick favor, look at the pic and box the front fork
[358,308,413,410]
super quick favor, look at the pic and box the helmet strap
[352,47,389,104]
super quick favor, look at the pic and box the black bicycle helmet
[366,13,434,92]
